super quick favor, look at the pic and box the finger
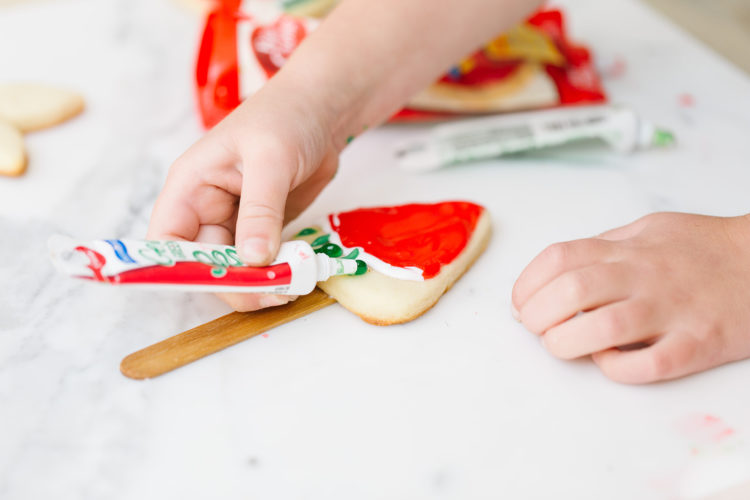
[194,223,234,246]
[217,292,297,312]
[234,145,295,265]
[148,135,239,241]
[147,192,200,241]
[591,333,699,384]
[512,239,618,313]
[517,259,629,333]
[542,299,657,360]
[193,224,296,312]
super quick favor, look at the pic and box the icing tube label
[49,237,365,295]
[397,105,675,171]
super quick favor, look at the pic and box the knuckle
[542,242,571,271]
[642,212,666,224]
[237,134,297,169]
[627,300,652,326]
[564,272,590,303]
[690,319,720,344]
[238,202,284,223]
[646,349,673,380]
[598,310,626,344]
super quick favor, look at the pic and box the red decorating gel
[329,202,482,279]
[679,93,695,107]
[107,261,292,287]
[75,246,107,282]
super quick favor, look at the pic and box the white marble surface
[2,0,750,498]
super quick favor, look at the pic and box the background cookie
[0,83,84,132]
[0,119,27,176]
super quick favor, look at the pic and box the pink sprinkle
[679,93,695,107]
[261,333,269,338]
[716,428,735,439]
[676,413,737,444]
[606,56,627,78]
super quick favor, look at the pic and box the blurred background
[0,0,749,75]
[644,0,750,74]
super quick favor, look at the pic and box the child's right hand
[147,82,340,311]
[147,0,540,312]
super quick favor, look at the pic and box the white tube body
[396,105,670,171]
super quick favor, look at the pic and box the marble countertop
[2,0,750,498]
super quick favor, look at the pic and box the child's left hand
[511,212,750,384]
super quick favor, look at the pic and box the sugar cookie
[0,83,84,132]
[296,201,491,325]
[0,119,27,177]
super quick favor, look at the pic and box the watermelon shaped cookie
[295,201,491,325]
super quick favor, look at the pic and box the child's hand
[147,83,339,311]
[148,0,541,312]
[512,213,750,384]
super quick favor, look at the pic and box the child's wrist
[269,41,387,152]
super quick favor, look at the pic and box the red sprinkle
[679,93,695,107]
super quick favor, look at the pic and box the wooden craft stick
[120,288,336,379]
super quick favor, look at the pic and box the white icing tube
[48,236,367,295]
[395,105,675,172]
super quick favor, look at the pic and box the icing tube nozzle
[315,253,366,281]
[48,236,367,295]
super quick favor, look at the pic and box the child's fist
[512,213,750,384]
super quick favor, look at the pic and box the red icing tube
[77,256,293,288]
[50,238,365,295]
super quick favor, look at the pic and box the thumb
[235,162,292,266]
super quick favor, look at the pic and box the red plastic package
[195,2,607,128]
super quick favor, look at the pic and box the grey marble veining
[2,0,750,499]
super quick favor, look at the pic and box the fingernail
[241,237,272,265]
[259,295,290,308]
[511,303,521,322]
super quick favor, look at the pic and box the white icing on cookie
[321,218,425,281]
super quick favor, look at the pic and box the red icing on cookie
[328,202,483,279]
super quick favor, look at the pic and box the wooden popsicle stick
[120,288,336,380]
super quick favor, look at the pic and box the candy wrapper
[196,1,607,128]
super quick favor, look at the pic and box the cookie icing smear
[327,201,482,280]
